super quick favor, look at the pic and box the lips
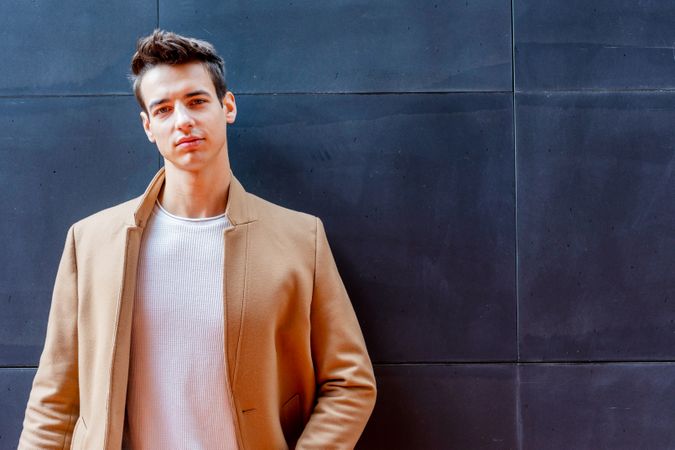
[176,136,204,149]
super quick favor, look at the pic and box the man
[19,29,376,449]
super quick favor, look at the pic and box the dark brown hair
[130,29,227,112]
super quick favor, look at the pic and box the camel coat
[19,167,376,449]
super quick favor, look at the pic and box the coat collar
[130,166,256,228]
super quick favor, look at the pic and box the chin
[164,157,206,172]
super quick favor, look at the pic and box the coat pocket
[70,416,87,450]
[281,393,303,446]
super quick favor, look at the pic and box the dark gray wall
[1,1,673,448]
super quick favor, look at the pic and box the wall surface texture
[1,0,674,448]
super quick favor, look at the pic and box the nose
[174,102,195,132]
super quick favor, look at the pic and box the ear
[222,91,237,124]
[140,111,155,143]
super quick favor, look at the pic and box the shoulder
[248,192,317,229]
[70,195,141,239]
[245,192,323,250]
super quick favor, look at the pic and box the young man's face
[139,61,236,173]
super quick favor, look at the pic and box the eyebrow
[148,90,213,111]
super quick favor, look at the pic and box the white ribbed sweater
[124,201,239,450]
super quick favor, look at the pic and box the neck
[159,161,231,219]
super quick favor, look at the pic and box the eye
[191,98,207,106]
[154,106,171,116]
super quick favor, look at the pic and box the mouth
[176,136,204,149]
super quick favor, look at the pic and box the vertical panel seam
[511,1,523,449]
[511,0,519,365]
[516,364,523,450]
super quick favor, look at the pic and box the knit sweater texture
[125,201,238,450]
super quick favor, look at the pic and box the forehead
[139,61,216,104]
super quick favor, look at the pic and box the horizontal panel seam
[0,90,515,99]
[372,360,675,366]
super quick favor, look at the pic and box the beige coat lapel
[105,168,164,449]
[105,226,141,449]
[223,175,257,384]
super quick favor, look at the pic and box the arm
[19,225,80,449]
[296,218,377,450]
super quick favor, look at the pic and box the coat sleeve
[18,225,80,449]
[296,218,377,449]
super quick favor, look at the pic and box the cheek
[152,124,171,142]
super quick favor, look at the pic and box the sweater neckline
[154,200,229,224]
